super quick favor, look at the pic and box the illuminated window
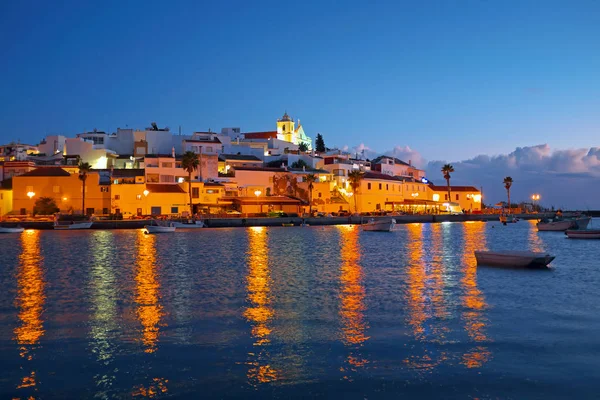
[100,186,109,192]
[171,207,178,214]
[136,194,142,200]
[114,195,120,200]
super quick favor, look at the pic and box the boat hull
[54,222,93,230]
[144,225,176,233]
[474,251,555,268]
[565,229,600,239]
[574,217,591,230]
[537,220,575,231]
[171,221,205,229]
[362,219,396,232]
[0,227,24,233]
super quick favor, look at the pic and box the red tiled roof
[429,185,480,192]
[146,184,186,193]
[243,131,278,140]
[363,171,403,182]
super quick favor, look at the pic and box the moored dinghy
[144,220,176,234]
[475,251,555,268]
[565,229,600,239]
[0,226,25,233]
[362,218,396,232]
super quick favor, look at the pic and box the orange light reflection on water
[14,229,45,394]
[134,231,163,354]
[244,226,277,384]
[337,225,369,372]
[460,222,491,368]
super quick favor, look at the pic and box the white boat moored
[565,229,600,239]
[144,221,176,234]
[0,226,25,233]
[537,219,575,231]
[474,251,555,268]
[362,218,396,232]
[54,221,93,230]
[171,220,205,229]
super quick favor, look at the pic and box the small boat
[565,229,600,239]
[54,221,93,230]
[499,215,518,224]
[144,221,176,234]
[171,220,205,229]
[362,218,396,232]
[537,219,575,231]
[0,226,25,233]
[574,216,591,230]
[475,251,555,268]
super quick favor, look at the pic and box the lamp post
[411,192,418,213]
[27,191,35,215]
[254,190,262,214]
[143,189,149,216]
[531,194,540,212]
[467,194,473,212]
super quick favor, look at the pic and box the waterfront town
[0,112,483,220]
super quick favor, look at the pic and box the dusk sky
[1,1,599,206]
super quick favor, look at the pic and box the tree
[503,176,513,213]
[182,151,200,215]
[315,133,326,153]
[34,197,59,215]
[291,159,309,169]
[298,142,309,152]
[79,161,92,215]
[441,164,454,207]
[348,170,365,213]
[305,174,317,214]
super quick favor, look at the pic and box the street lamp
[254,190,262,213]
[531,194,540,212]
[143,189,150,216]
[27,191,35,199]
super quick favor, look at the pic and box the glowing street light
[531,194,541,212]
[143,189,150,216]
[254,190,263,213]
[27,191,35,199]
[143,190,149,197]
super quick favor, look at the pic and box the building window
[162,162,173,168]
[386,184,389,190]
[160,175,175,183]
[192,187,199,198]
[367,183,371,190]
[0,193,2,200]
[318,192,322,198]
[137,208,142,216]
[136,194,142,200]
[115,208,121,215]
[86,208,94,215]
[379,183,382,190]
[53,186,60,193]
[100,186,109,193]
[147,174,159,183]
[114,195,120,200]
[102,208,109,215]
[206,146,213,152]
[171,207,178,214]
[456,194,459,200]
[445,194,448,201]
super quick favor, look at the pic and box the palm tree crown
[182,151,200,216]
[348,170,365,213]
[503,176,513,212]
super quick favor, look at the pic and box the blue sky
[1,0,599,162]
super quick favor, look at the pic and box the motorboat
[499,215,518,224]
[54,221,93,230]
[574,216,591,230]
[474,251,555,268]
[171,220,205,229]
[537,219,575,231]
[362,218,396,232]
[144,221,176,234]
[565,229,600,239]
[0,226,25,233]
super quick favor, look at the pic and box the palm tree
[348,170,365,213]
[78,161,92,215]
[503,176,513,213]
[305,173,317,215]
[182,151,200,215]
[441,164,454,206]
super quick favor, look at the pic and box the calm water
[1,220,600,399]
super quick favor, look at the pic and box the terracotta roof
[218,154,262,162]
[429,185,480,192]
[146,184,186,193]
[363,171,403,182]
[19,168,71,177]
[371,155,411,167]
[243,131,278,140]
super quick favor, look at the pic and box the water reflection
[14,229,45,396]
[134,231,163,353]
[337,225,369,375]
[244,226,277,384]
[460,222,491,368]
[527,220,545,252]
[88,231,119,398]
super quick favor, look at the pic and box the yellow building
[12,167,110,215]
[429,185,482,212]
[276,112,312,150]
[0,186,12,217]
